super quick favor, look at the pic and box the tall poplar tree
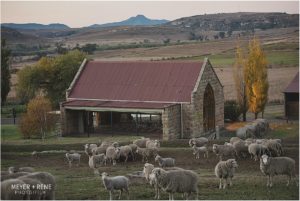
[245,37,269,119]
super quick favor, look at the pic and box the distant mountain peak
[89,15,169,28]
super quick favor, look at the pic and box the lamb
[151,167,198,200]
[136,147,158,162]
[118,145,134,162]
[18,172,56,200]
[65,152,81,168]
[133,137,150,148]
[89,154,107,169]
[146,140,160,148]
[232,140,249,159]
[143,163,161,199]
[260,154,298,187]
[1,179,28,200]
[155,155,175,168]
[106,146,121,166]
[192,145,208,159]
[212,144,236,161]
[215,159,238,189]
[248,143,270,161]
[101,172,129,200]
[8,166,35,174]
[188,137,208,147]
[84,143,98,156]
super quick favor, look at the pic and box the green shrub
[224,100,241,121]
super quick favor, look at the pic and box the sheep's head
[101,172,109,179]
[84,144,89,149]
[112,142,119,148]
[228,159,238,169]
[261,154,270,165]
[8,167,16,174]
[154,155,161,162]
[154,140,160,148]
[152,168,162,178]
[212,144,218,153]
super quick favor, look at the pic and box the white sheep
[254,118,269,135]
[212,144,236,161]
[128,143,138,160]
[248,143,270,161]
[89,154,107,169]
[119,145,134,162]
[17,176,44,200]
[106,146,121,166]
[232,140,249,159]
[230,137,242,144]
[8,166,35,174]
[143,163,155,182]
[260,154,298,187]
[155,155,175,168]
[101,172,129,200]
[136,147,158,162]
[192,145,208,159]
[84,143,98,156]
[215,159,238,189]
[65,152,81,168]
[151,167,198,200]
[18,171,56,200]
[263,140,283,157]
[1,179,28,200]
[146,140,160,148]
[188,137,208,147]
[133,137,150,148]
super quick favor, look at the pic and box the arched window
[203,83,215,132]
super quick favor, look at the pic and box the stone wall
[162,104,181,140]
[60,105,85,136]
[189,60,224,137]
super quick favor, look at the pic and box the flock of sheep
[1,119,298,200]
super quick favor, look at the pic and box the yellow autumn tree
[233,39,248,121]
[245,37,269,119]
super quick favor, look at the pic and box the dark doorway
[203,83,215,132]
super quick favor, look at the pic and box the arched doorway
[203,84,215,132]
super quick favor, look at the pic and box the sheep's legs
[109,191,113,200]
[168,193,174,200]
[269,176,273,187]
[68,161,72,168]
[287,175,291,186]
[219,178,223,189]
[229,177,233,186]
[266,176,270,187]
[118,189,123,199]
[223,179,227,189]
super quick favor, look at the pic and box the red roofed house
[283,72,299,120]
[60,58,224,140]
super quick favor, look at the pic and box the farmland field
[1,122,299,200]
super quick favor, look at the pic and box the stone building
[283,72,299,120]
[60,58,224,140]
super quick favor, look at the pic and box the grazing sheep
[151,167,198,200]
[248,143,270,161]
[230,137,242,144]
[1,179,27,200]
[118,145,134,162]
[128,144,138,160]
[18,172,56,200]
[212,144,236,161]
[89,154,107,169]
[232,140,249,159]
[92,146,107,155]
[188,137,208,147]
[260,155,298,187]
[263,140,283,157]
[215,159,238,189]
[17,177,44,200]
[254,118,269,135]
[192,145,208,159]
[133,137,150,148]
[101,172,129,200]
[106,146,121,166]
[84,144,98,156]
[8,166,35,174]
[155,155,175,168]
[65,153,81,168]
[1,172,30,181]
[146,140,160,148]
[136,147,158,162]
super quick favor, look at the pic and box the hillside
[89,14,169,28]
[1,23,70,30]
[167,12,299,31]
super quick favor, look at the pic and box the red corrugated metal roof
[62,100,174,109]
[68,60,204,103]
[284,72,299,93]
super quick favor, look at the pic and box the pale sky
[1,1,299,28]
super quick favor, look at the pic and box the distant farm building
[283,72,299,120]
[60,58,224,140]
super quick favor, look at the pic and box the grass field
[1,122,299,200]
